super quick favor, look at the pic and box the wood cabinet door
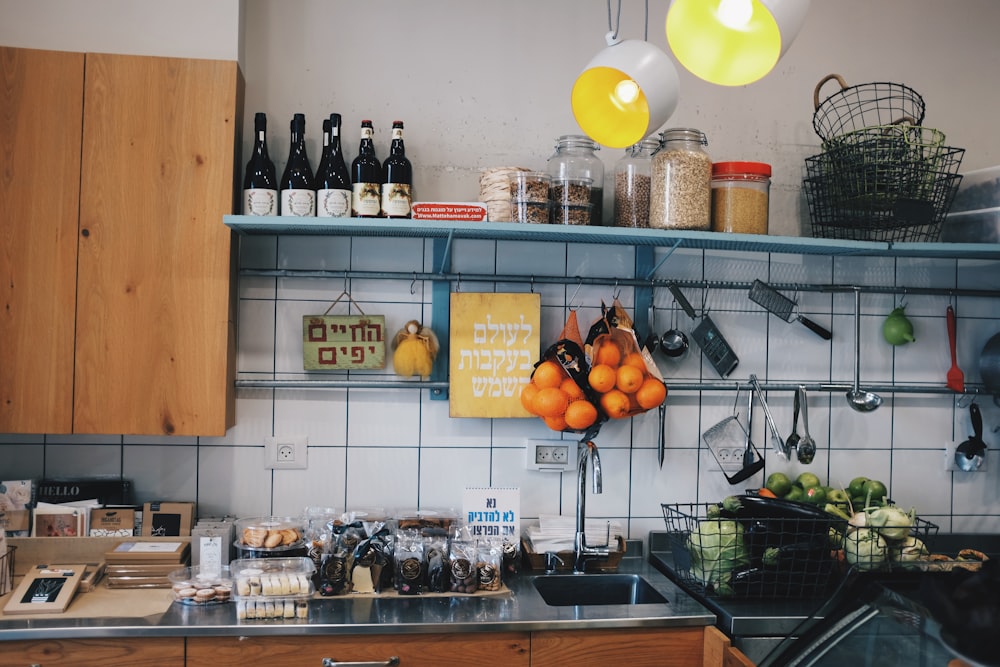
[531,627,705,667]
[74,53,239,436]
[187,632,531,667]
[0,47,84,434]
[0,637,184,667]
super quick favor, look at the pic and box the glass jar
[546,135,604,226]
[711,161,771,234]
[650,128,712,230]
[613,138,658,228]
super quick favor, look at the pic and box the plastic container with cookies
[168,565,233,606]
[234,516,308,559]
[231,557,314,622]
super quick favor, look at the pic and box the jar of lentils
[547,135,604,226]
[650,128,712,230]
[613,138,658,228]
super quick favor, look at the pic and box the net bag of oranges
[519,310,606,435]
[584,300,667,419]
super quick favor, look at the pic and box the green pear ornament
[882,306,915,345]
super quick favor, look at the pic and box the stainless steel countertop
[0,555,715,640]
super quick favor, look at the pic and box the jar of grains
[613,138,658,228]
[711,161,771,234]
[547,135,604,226]
[650,128,712,230]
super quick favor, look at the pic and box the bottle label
[317,189,352,217]
[381,183,412,218]
[391,127,403,141]
[243,188,277,216]
[361,126,374,141]
[352,183,381,217]
[281,189,316,216]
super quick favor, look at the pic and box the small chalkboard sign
[3,563,86,614]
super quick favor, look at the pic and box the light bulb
[717,0,753,29]
[614,79,640,105]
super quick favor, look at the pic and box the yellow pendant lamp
[572,32,681,149]
[666,0,812,86]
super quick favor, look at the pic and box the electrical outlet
[265,435,308,469]
[525,439,575,472]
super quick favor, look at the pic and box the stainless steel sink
[532,574,669,607]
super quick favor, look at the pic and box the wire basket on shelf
[812,74,926,142]
[662,502,845,599]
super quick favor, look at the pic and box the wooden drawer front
[186,632,530,667]
[0,637,184,667]
[531,627,704,667]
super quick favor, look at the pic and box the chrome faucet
[574,440,610,573]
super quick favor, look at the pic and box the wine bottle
[315,113,352,218]
[381,120,413,218]
[280,113,315,216]
[351,119,382,218]
[242,112,277,216]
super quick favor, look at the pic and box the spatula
[946,305,965,393]
[748,280,833,340]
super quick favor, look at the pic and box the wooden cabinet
[0,637,184,667]
[531,627,706,667]
[0,47,239,436]
[186,632,531,666]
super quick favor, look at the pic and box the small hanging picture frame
[303,290,386,371]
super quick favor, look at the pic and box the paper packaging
[141,501,195,537]
[90,507,136,537]
[1,480,35,536]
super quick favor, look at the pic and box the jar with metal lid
[711,161,771,234]
[614,138,658,228]
[547,135,604,226]
[650,128,712,230]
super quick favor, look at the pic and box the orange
[622,351,647,370]
[560,377,585,400]
[564,399,598,430]
[635,377,667,410]
[520,382,540,415]
[588,364,617,394]
[544,414,568,431]
[594,338,622,367]
[532,360,564,389]
[532,387,570,418]
[600,389,631,419]
[615,364,645,393]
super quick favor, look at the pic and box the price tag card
[462,487,520,541]
[303,314,386,370]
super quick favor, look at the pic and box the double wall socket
[525,439,574,472]
[264,435,308,469]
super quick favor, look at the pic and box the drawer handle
[321,658,400,667]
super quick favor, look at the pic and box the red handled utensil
[946,305,965,393]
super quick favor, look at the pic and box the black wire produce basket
[812,74,926,143]
[662,500,845,599]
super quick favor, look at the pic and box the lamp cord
[606,0,650,41]
[606,0,622,39]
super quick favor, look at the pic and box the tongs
[749,374,789,459]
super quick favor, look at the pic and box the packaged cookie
[449,540,478,594]
[477,541,502,592]
[394,528,424,595]
[234,516,307,559]
[423,528,450,593]
[168,565,233,605]
[348,525,391,594]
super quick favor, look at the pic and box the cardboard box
[104,539,190,564]
[90,507,136,537]
[141,502,195,537]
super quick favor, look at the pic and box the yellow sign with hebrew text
[449,293,540,418]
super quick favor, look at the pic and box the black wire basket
[812,74,926,142]
[803,129,964,242]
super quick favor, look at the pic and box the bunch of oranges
[586,334,666,419]
[520,359,599,432]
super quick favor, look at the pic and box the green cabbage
[687,519,749,587]
[843,527,888,571]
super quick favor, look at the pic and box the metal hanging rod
[240,268,1000,299]
[665,381,992,397]
[236,378,449,392]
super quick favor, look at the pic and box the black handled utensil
[748,279,832,340]
[955,402,986,471]
[669,283,740,378]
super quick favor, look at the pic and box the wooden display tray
[521,536,626,572]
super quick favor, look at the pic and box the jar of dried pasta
[650,128,712,230]
[711,161,771,234]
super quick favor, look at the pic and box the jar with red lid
[711,161,771,234]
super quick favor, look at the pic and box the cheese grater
[748,279,833,340]
[668,283,740,378]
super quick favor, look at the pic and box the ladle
[847,288,883,412]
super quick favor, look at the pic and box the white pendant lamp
[666,0,812,86]
[572,32,681,149]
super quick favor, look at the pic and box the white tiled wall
[5,235,1000,543]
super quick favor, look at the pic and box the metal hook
[410,272,417,295]
[530,275,535,294]
[612,280,621,300]
[731,382,742,416]
[897,287,907,309]
[957,392,976,409]
[455,273,462,293]
[700,288,709,317]
[568,278,584,310]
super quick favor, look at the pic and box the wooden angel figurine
[391,320,440,379]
